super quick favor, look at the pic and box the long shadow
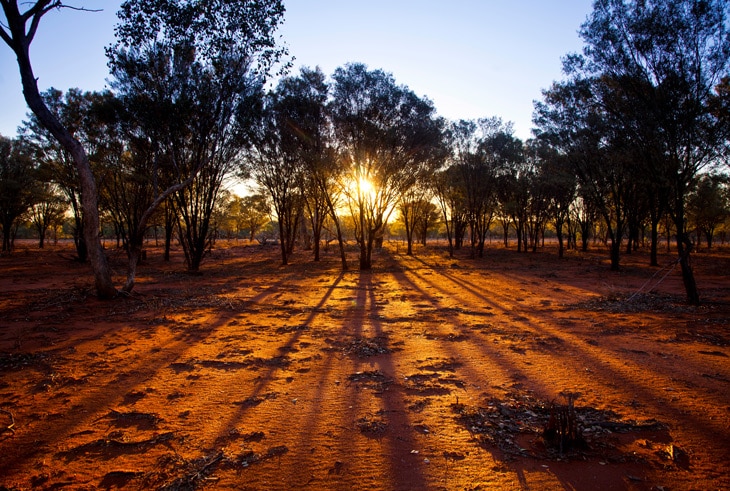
[430,258,730,415]
[366,271,433,490]
[401,252,730,465]
[0,304,226,477]
[209,271,347,443]
[0,257,314,480]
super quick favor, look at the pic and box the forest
[1,0,729,490]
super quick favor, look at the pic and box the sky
[0,1,594,140]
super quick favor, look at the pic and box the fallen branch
[1,409,15,435]
[159,451,225,491]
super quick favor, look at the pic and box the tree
[571,0,730,303]
[397,182,435,255]
[450,119,521,257]
[268,67,341,264]
[1,2,116,297]
[330,63,445,269]
[687,173,729,249]
[237,193,271,241]
[29,183,67,248]
[21,88,94,262]
[433,165,468,257]
[535,145,575,258]
[110,0,287,275]
[0,136,37,252]
[535,77,640,271]
[247,95,304,265]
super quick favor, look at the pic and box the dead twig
[1,409,16,435]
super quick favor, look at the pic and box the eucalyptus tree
[524,139,575,254]
[29,183,67,248]
[109,0,287,275]
[1,0,117,297]
[330,63,445,269]
[21,88,97,261]
[535,76,636,271]
[0,136,38,252]
[236,193,272,242]
[523,140,554,252]
[397,181,436,256]
[687,173,729,249]
[246,89,304,266]
[450,118,521,257]
[433,165,468,256]
[569,193,597,252]
[534,144,576,258]
[266,67,345,264]
[416,200,441,246]
[566,0,730,304]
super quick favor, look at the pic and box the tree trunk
[673,204,700,304]
[18,68,117,299]
[1,221,11,253]
[649,219,659,267]
[676,235,699,305]
[5,13,116,298]
[278,218,288,265]
[324,194,347,270]
[609,237,621,271]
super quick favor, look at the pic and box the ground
[0,239,728,491]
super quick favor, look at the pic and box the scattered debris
[0,352,50,371]
[452,388,668,461]
[155,451,225,491]
[356,416,388,435]
[101,409,162,430]
[0,409,15,435]
[60,432,175,459]
[347,370,393,392]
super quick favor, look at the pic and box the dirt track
[1,241,729,490]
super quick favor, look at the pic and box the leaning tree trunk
[6,16,116,298]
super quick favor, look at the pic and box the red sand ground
[0,240,728,490]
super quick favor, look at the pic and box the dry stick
[626,257,681,303]
[1,409,16,434]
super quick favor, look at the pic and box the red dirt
[0,239,728,490]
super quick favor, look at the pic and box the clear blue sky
[1,1,593,140]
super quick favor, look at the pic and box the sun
[357,175,376,200]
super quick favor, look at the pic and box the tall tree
[330,63,445,269]
[450,118,521,257]
[21,88,95,262]
[29,183,67,248]
[537,148,576,258]
[433,165,468,257]
[110,0,287,274]
[269,67,342,264]
[236,193,272,241]
[536,77,644,271]
[572,0,730,303]
[397,183,435,256]
[247,91,304,266]
[687,173,729,248]
[0,136,37,252]
[1,2,116,297]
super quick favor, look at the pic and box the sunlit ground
[0,240,728,490]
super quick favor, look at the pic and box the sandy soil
[0,239,728,491]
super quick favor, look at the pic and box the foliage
[535,0,730,302]
[0,136,38,252]
[108,0,287,276]
[687,173,729,248]
[1,0,118,299]
[330,63,446,269]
